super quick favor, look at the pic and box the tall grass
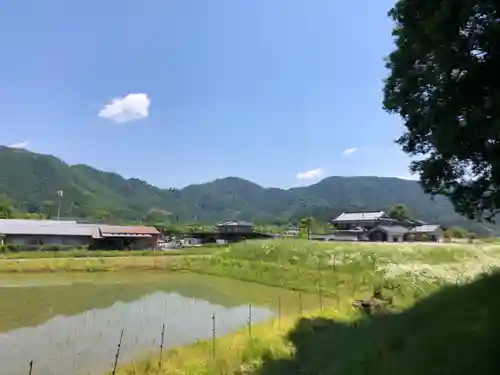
[107,239,500,375]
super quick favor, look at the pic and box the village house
[329,210,443,243]
[329,211,397,241]
[216,220,254,234]
[283,224,300,237]
[332,211,400,231]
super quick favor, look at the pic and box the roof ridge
[342,210,384,213]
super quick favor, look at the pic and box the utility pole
[56,190,63,220]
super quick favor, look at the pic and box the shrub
[5,243,20,252]
[41,244,64,252]
[24,244,42,251]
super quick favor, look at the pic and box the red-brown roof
[98,225,160,235]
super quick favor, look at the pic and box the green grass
[0,246,222,259]
[105,239,500,375]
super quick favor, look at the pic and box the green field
[1,239,498,374]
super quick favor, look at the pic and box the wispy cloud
[8,141,29,149]
[296,168,324,180]
[98,93,150,123]
[342,147,358,156]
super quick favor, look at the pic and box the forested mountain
[0,146,496,235]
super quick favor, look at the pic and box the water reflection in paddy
[0,272,317,375]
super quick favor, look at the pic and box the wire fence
[22,287,341,375]
[18,255,393,375]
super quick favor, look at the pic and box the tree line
[0,198,476,239]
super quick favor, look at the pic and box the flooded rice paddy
[0,272,314,375]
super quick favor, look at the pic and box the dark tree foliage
[389,203,411,221]
[384,0,500,221]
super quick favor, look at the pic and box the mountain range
[0,145,496,235]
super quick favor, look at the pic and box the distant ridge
[0,145,496,235]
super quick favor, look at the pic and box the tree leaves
[389,204,411,221]
[384,0,500,221]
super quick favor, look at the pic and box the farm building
[0,219,160,250]
[0,219,99,249]
[93,225,160,250]
[410,225,444,242]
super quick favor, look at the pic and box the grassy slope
[100,240,500,375]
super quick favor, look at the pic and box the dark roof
[372,225,409,235]
[333,211,387,222]
[217,220,253,227]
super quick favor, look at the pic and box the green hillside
[0,146,495,234]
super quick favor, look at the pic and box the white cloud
[9,141,29,149]
[98,93,150,123]
[342,147,358,156]
[296,168,324,180]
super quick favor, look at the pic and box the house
[331,211,400,231]
[94,225,160,250]
[367,225,409,242]
[180,237,203,247]
[410,225,444,242]
[283,224,300,237]
[330,210,442,243]
[0,219,99,249]
[330,211,398,241]
[216,220,254,234]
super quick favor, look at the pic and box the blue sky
[0,0,413,188]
